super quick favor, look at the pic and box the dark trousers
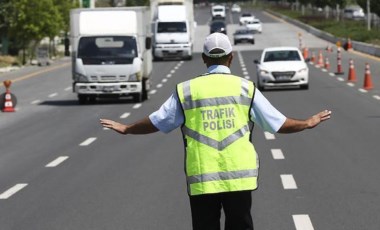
[189,190,254,230]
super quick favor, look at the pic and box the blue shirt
[149,65,286,133]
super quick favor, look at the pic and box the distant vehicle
[343,5,365,19]
[245,19,262,33]
[70,7,152,104]
[231,4,241,13]
[233,29,255,45]
[254,47,309,90]
[211,5,226,20]
[239,13,255,25]
[210,20,226,34]
[151,0,195,61]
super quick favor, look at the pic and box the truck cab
[211,5,226,20]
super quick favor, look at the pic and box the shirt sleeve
[149,93,184,133]
[250,89,286,133]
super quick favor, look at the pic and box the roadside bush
[0,55,19,67]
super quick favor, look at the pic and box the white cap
[203,33,232,58]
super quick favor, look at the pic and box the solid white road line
[293,214,314,230]
[120,112,130,119]
[133,103,142,109]
[0,184,28,199]
[264,131,276,140]
[271,149,285,159]
[79,137,97,146]
[46,156,69,167]
[281,174,298,189]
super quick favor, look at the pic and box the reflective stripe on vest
[177,74,258,196]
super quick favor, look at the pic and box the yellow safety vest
[176,73,259,196]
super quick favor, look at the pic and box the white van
[344,5,365,19]
[211,5,226,20]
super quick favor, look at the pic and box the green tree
[8,0,63,64]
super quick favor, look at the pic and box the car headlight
[298,68,308,73]
[75,73,89,82]
[259,69,269,75]
[129,72,142,82]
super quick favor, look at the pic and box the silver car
[233,29,255,45]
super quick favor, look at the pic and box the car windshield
[157,22,187,33]
[242,13,252,17]
[263,50,301,62]
[211,21,225,27]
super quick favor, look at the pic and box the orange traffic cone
[326,44,333,52]
[310,52,316,64]
[346,38,353,51]
[335,47,344,75]
[363,63,373,90]
[347,59,357,82]
[324,57,330,70]
[303,47,309,60]
[317,50,324,67]
[2,80,15,112]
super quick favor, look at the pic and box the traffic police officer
[100,33,332,230]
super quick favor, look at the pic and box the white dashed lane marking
[149,89,157,95]
[271,149,285,159]
[120,112,130,119]
[133,104,142,109]
[48,93,58,98]
[0,184,28,199]
[31,100,41,105]
[293,214,315,230]
[264,131,276,140]
[79,137,97,146]
[45,156,69,167]
[281,174,298,189]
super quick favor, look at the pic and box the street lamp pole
[367,0,371,31]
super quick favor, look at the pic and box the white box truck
[70,7,152,104]
[150,0,195,60]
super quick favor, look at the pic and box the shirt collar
[207,65,231,74]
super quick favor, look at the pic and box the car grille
[272,71,295,81]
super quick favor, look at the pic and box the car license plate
[102,86,114,92]
[276,76,291,81]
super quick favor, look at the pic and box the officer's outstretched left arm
[277,110,332,134]
[100,117,159,135]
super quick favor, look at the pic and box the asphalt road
[0,6,380,230]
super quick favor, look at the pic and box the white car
[245,19,262,33]
[254,47,309,90]
[231,4,241,13]
[239,13,255,25]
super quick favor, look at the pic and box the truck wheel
[78,95,88,104]
[142,78,149,101]
[133,93,143,103]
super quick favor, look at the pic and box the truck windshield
[78,36,137,64]
[157,22,187,33]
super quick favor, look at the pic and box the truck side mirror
[254,60,260,64]
[145,37,152,50]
